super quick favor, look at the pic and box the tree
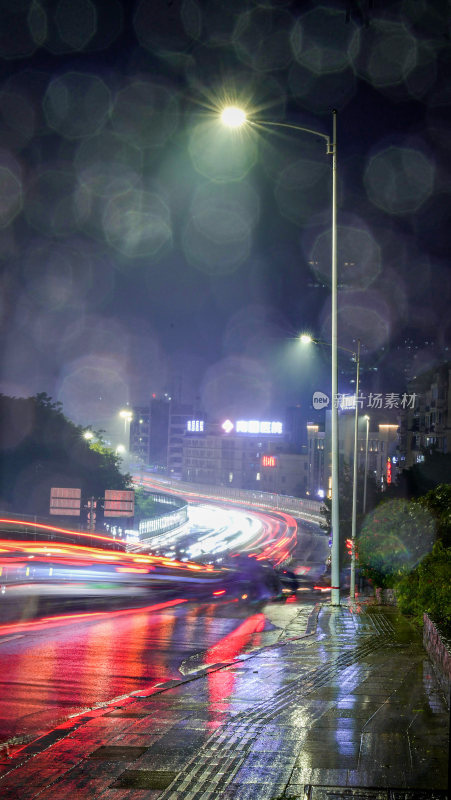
[0,393,130,518]
[395,542,451,633]
[357,498,436,588]
[414,484,451,548]
[386,451,451,500]
[133,489,156,525]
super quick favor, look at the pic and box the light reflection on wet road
[0,596,448,795]
[0,594,299,745]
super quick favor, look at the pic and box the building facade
[400,363,451,468]
[129,406,150,464]
[168,403,194,478]
[306,410,399,498]
[149,396,171,470]
[182,417,308,496]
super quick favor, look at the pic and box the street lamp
[221,106,247,128]
[221,107,339,604]
[119,409,133,453]
[301,334,361,600]
[363,415,370,514]
[119,409,133,433]
[350,339,360,600]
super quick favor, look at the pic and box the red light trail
[0,598,188,637]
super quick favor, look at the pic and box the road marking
[0,634,24,644]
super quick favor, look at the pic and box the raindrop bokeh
[43,72,111,140]
[364,145,435,215]
[0,0,447,429]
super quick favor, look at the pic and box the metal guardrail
[138,492,188,541]
[0,512,125,550]
[138,477,323,525]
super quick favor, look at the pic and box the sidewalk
[0,598,448,800]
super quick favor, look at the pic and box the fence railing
[138,476,323,524]
[138,493,189,543]
[0,512,125,550]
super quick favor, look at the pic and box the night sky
[0,0,450,433]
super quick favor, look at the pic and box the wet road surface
[0,525,447,797]
[0,521,328,747]
[0,591,312,746]
[0,599,448,799]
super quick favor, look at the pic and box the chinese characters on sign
[386,459,392,484]
[236,420,283,434]
[312,392,417,410]
[336,392,417,409]
[187,420,204,432]
[222,420,284,435]
[262,455,276,467]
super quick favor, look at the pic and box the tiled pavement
[0,600,448,800]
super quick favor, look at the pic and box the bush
[357,498,435,589]
[395,542,451,632]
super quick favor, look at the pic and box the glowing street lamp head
[221,106,247,128]
[300,334,314,344]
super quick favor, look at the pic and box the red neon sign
[386,459,392,484]
[262,455,276,468]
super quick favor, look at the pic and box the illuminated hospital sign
[187,420,204,432]
[222,419,283,435]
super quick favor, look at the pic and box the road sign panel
[104,489,135,517]
[50,487,81,516]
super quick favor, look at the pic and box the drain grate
[89,745,148,761]
[301,787,448,800]
[113,769,179,789]
[106,708,149,717]
[390,793,448,800]
[310,790,386,800]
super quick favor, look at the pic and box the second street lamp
[221,106,340,605]
[301,334,361,600]
[119,409,133,434]
[363,415,370,515]
[350,339,360,600]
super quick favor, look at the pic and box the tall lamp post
[119,408,133,434]
[363,415,370,514]
[119,408,133,454]
[301,334,361,599]
[221,107,340,604]
[350,339,361,600]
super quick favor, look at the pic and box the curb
[1,602,323,765]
